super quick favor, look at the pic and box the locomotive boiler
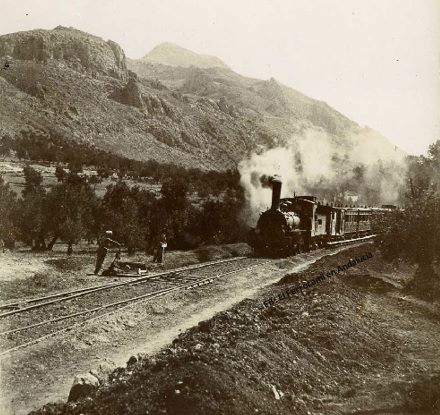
[249,176,303,255]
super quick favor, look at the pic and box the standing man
[152,232,167,264]
[94,230,121,275]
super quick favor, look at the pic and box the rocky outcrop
[111,78,176,118]
[106,39,127,78]
[68,372,100,402]
[142,42,228,69]
[67,361,116,402]
[0,26,128,80]
[111,78,144,108]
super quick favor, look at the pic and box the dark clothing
[152,247,164,263]
[94,246,107,274]
[94,236,120,275]
[152,234,167,264]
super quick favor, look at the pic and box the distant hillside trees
[3,164,246,254]
[0,129,242,194]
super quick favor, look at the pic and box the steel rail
[0,260,268,337]
[326,234,377,246]
[0,260,270,356]
[0,256,247,318]
[0,242,373,356]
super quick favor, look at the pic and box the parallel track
[0,257,269,356]
[326,234,376,246]
[0,256,247,317]
[0,239,373,357]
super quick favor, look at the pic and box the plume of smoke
[239,128,407,224]
[239,146,298,224]
[349,129,407,203]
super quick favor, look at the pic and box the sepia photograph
[0,1,439,414]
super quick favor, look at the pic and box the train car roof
[280,197,393,212]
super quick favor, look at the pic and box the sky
[1,0,439,155]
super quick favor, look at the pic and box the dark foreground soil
[30,246,440,415]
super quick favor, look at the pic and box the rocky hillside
[141,42,228,69]
[0,26,397,170]
[0,26,127,80]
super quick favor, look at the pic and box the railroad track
[0,256,249,316]
[0,256,270,356]
[0,240,373,357]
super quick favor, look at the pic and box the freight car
[248,175,393,256]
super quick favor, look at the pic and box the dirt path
[0,245,357,415]
[20,244,440,415]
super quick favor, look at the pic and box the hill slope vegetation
[0,26,398,171]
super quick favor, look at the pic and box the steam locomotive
[248,175,394,256]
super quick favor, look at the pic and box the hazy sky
[1,0,439,155]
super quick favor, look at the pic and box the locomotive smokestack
[271,175,282,210]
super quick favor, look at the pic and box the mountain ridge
[0,26,128,80]
[140,42,228,69]
[0,26,402,172]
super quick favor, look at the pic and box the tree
[55,165,66,182]
[378,192,440,297]
[0,176,18,247]
[426,140,440,191]
[44,172,97,253]
[68,160,83,175]
[160,176,189,212]
[88,175,102,188]
[17,166,47,250]
[114,198,142,255]
[377,140,440,298]
[97,166,112,179]
[101,182,145,255]
[190,187,245,245]
[407,139,440,198]
[23,164,43,194]
[155,176,191,248]
[379,193,439,261]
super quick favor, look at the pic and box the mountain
[0,26,400,171]
[140,42,228,69]
[0,26,127,80]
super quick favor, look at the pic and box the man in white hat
[94,230,121,275]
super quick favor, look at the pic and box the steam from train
[239,128,407,224]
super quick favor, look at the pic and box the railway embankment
[3,243,349,414]
[30,245,440,415]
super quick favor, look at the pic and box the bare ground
[26,245,440,415]
[0,243,344,414]
[2,243,439,415]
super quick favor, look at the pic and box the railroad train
[248,175,395,256]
